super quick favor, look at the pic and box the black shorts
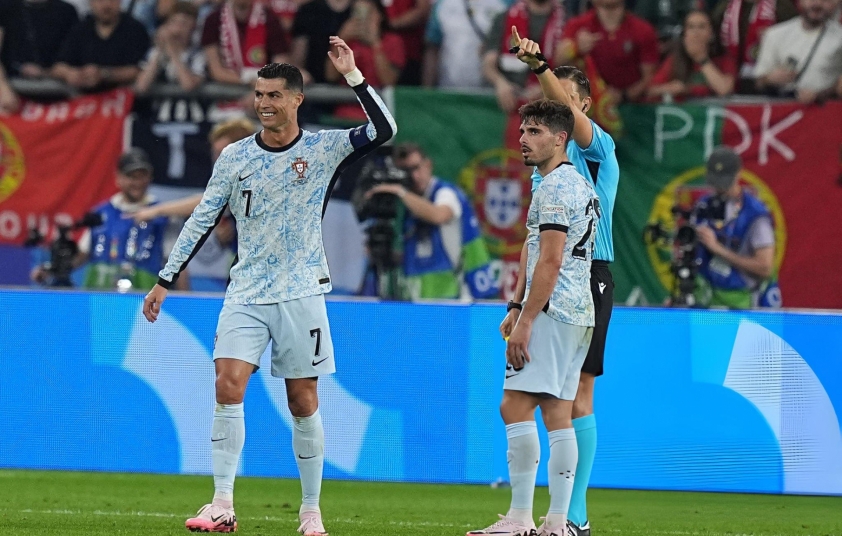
[582,261,614,377]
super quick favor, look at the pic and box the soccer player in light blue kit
[142,37,396,535]
[470,100,599,536]
[499,28,621,536]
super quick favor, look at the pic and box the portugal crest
[291,157,308,181]
[458,148,532,259]
[484,179,522,229]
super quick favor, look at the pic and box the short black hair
[552,66,591,97]
[518,99,575,146]
[257,63,304,93]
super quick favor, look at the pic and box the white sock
[293,409,324,513]
[547,428,577,527]
[211,403,245,508]
[506,421,540,524]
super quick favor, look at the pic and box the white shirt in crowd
[423,178,463,269]
[755,17,842,91]
[425,0,509,88]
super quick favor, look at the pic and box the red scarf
[501,0,565,86]
[720,0,776,75]
[220,1,268,73]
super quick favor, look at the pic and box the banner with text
[0,89,133,246]
[131,96,216,190]
[394,89,842,308]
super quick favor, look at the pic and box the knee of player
[215,375,246,404]
[287,395,318,418]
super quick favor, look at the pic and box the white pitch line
[9,509,812,536]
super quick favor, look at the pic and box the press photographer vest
[85,200,168,290]
[696,191,779,308]
[403,180,498,300]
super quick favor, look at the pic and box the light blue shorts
[503,313,593,400]
[213,294,336,378]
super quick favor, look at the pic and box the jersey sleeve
[537,183,572,233]
[319,81,398,214]
[157,146,238,287]
[580,120,616,162]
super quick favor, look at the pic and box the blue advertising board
[1,289,840,495]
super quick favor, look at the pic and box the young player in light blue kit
[142,37,396,535]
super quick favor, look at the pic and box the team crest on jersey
[291,157,308,181]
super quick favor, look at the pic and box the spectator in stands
[328,0,404,88]
[136,1,204,93]
[634,0,698,51]
[483,0,566,114]
[290,0,351,84]
[647,10,736,100]
[365,143,497,300]
[712,0,798,93]
[268,0,303,33]
[754,0,842,103]
[5,0,78,79]
[384,0,430,85]
[32,149,169,291]
[0,0,21,113]
[128,118,255,292]
[201,0,289,85]
[692,146,779,309]
[422,0,508,88]
[52,0,150,90]
[557,0,660,103]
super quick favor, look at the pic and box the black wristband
[507,301,523,312]
[531,62,550,75]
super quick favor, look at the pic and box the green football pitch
[2,470,841,535]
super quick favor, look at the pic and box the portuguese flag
[394,87,842,309]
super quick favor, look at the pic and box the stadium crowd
[0,0,840,112]
[8,0,840,304]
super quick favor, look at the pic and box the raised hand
[511,26,543,69]
[327,36,356,76]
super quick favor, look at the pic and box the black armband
[531,63,550,75]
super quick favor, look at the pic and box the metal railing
[10,78,362,103]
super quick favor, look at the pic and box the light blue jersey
[525,163,600,327]
[159,82,397,304]
[531,119,618,262]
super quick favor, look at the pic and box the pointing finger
[511,26,521,47]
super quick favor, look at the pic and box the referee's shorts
[582,260,614,377]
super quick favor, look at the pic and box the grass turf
[1,470,840,535]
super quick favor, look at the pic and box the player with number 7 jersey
[141,37,396,536]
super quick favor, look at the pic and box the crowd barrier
[1,288,840,495]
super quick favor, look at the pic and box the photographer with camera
[365,142,497,300]
[693,146,778,309]
[31,148,169,291]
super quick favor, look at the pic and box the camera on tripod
[25,212,103,287]
[643,195,726,306]
[351,146,412,271]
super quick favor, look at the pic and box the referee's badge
[292,157,309,181]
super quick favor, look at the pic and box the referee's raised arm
[510,26,595,150]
